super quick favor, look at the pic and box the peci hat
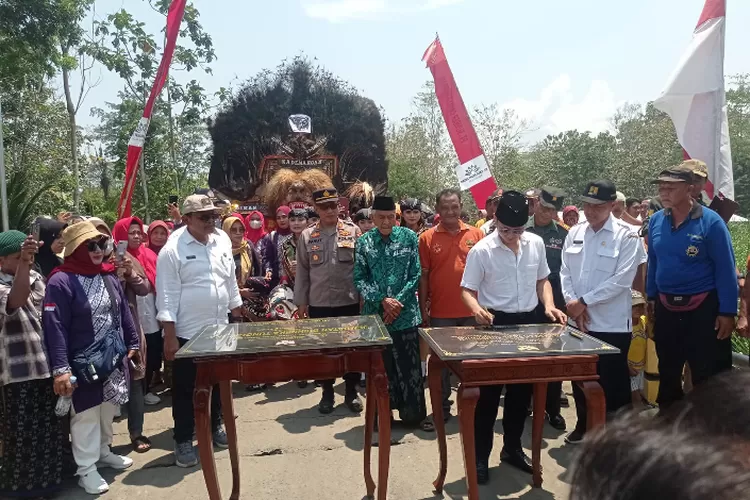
[539,187,565,210]
[61,221,107,258]
[372,196,396,211]
[495,191,529,227]
[580,180,617,205]
[652,166,694,184]
[0,230,28,257]
[182,194,219,215]
[681,159,708,178]
[313,188,338,204]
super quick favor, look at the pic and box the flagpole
[0,100,9,231]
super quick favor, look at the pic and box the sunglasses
[317,203,338,212]
[86,238,108,252]
[497,227,526,236]
[193,213,219,222]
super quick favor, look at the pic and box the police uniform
[294,187,362,413]
[525,187,569,427]
[560,180,641,441]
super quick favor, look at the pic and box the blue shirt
[646,204,738,315]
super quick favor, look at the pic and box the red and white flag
[653,0,733,200]
[422,37,497,209]
[117,0,187,218]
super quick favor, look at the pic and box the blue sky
[77,0,749,138]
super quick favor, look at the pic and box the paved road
[56,380,580,499]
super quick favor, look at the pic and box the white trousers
[70,402,117,477]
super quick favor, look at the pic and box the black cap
[539,187,565,210]
[312,188,338,204]
[289,208,309,219]
[652,166,694,184]
[372,196,396,211]
[495,191,529,227]
[580,180,617,205]
[400,198,421,211]
[353,208,372,222]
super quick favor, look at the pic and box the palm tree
[1,168,57,231]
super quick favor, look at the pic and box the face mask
[249,220,262,229]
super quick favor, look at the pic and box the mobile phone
[116,241,128,261]
[30,221,41,242]
[168,195,178,204]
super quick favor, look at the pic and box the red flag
[422,37,497,209]
[117,0,188,218]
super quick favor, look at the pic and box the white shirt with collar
[460,231,550,313]
[156,226,242,340]
[560,214,640,333]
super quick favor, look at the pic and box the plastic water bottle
[55,375,77,417]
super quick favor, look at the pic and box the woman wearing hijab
[400,198,427,235]
[146,220,170,255]
[43,221,140,495]
[34,217,66,278]
[112,217,159,451]
[562,205,580,227]
[261,206,292,286]
[245,211,267,250]
[222,216,267,319]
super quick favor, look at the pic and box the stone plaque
[176,315,391,359]
[420,324,619,361]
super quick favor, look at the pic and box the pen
[568,329,584,340]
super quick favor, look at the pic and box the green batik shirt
[354,226,422,332]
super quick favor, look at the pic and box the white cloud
[503,74,620,135]
[302,0,465,23]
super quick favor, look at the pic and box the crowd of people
[0,158,748,498]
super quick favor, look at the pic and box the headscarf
[222,216,253,284]
[112,216,158,289]
[245,211,267,244]
[35,218,65,277]
[275,206,292,236]
[146,220,170,254]
[87,217,112,237]
[50,241,115,278]
[562,205,579,217]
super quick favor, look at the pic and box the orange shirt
[419,221,485,319]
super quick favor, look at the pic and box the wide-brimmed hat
[62,221,107,257]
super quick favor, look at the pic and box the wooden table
[176,316,393,500]
[420,324,620,499]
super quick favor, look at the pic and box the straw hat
[62,221,106,257]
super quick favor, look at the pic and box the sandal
[131,435,152,453]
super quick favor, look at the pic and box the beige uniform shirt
[294,221,361,308]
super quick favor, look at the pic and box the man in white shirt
[156,195,242,468]
[460,191,566,484]
[560,180,640,444]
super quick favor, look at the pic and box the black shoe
[565,429,585,444]
[297,380,308,388]
[500,447,533,474]
[476,461,489,485]
[318,389,334,414]
[345,393,363,413]
[547,413,567,431]
[559,390,569,407]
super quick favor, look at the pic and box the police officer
[295,188,363,414]
[461,191,566,483]
[526,187,569,430]
[560,180,640,444]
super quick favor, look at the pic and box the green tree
[727,74,750,215]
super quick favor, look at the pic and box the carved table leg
[194,371,221,500]
[373,355,391,500]
[363,362,376,498]
[458,385,480,500]
[580,380,606,431]
[531,382,548,488]
[219,380,240,500]
[428,353,447,493]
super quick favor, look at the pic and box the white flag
[653,0,733,200]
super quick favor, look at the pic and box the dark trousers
[309,304,362,394]
[533,302,563,417]
[145,330,163,392]
[572,331,631,433]
[475,310,536,462]
[654,291,732,408]
[172,337,222,443]
[430,316,477,412]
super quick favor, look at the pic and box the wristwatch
[579,296,587,306]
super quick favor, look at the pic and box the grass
[730,222,750,354]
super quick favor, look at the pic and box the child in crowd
[629,291,648,410]
[353,208,374,234]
